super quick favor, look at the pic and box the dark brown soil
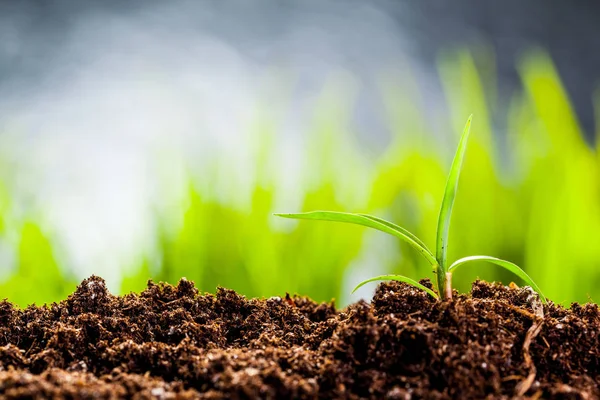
[0,276,597,399]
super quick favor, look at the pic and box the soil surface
[0,276,597,399]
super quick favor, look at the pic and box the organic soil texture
[0,276,597,399]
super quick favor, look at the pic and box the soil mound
[0,276,597,399]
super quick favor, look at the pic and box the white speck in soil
[87,281,97,299]
[151,387,166,398]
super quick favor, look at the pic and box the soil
[0,276,597,399]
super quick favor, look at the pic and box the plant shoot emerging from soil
[276,116,546,303]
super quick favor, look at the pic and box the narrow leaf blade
[448,255,547,303]
[357,214,433,257]
[352,274,439,299]
[436,115,473,272]
[275,211,437,266]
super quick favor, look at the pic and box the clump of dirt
[0,276,597,399]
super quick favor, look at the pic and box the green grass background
[2,49,600,307]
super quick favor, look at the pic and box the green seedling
[276,116,546,303]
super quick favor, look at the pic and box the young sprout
[276,116,546,303]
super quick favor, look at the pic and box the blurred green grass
[3,49,600,307]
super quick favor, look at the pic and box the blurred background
[1,0,600,307]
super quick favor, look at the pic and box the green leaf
[356,214,433,257]
[436,115,473,272]
[448,255,547,304]
[352,274,439,299]
[275,211,437,266]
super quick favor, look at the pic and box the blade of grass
[352,274,439,299]
[448,255,546,303]
[435,115,473,297]
[275,211,438,266]
[357,213,434,257]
